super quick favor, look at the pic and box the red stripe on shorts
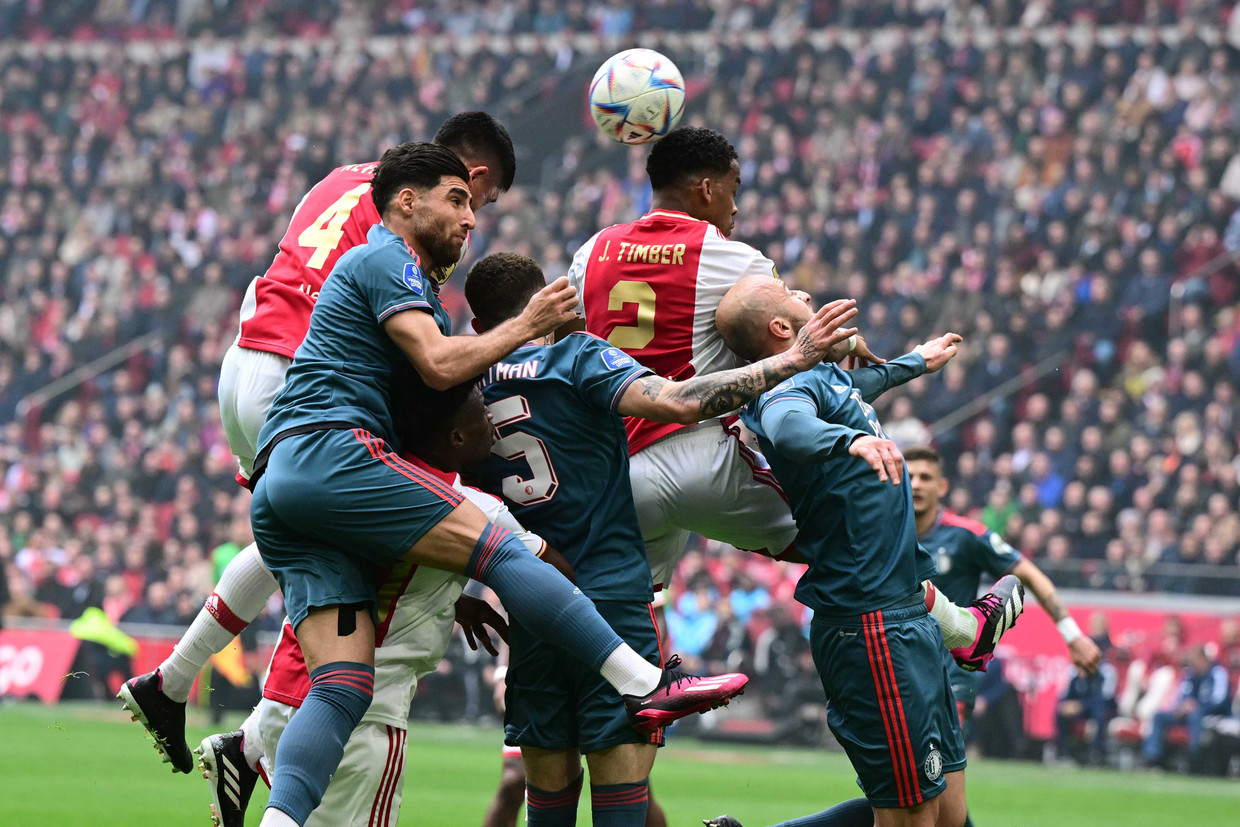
[863,612,913,807]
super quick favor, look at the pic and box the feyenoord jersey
[237,161,470,359]
[261,459,544,728]
[474,333,654,601]
[566,209,778,454]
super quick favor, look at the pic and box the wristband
[847,334,858,353]
[1057,617,1082,644]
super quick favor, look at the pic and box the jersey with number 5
[566,209,778,455]
[473,333,654,601]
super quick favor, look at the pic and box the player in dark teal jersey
[247,143,760,827]
[711,275,1024,827]
[463,253,862,827]
[906,446,1103,717]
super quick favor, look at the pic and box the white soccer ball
[589,48,685,145]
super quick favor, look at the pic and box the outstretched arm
[1009,558,1102,674]
[617,300,859,424]
[850,333,962,402]
[761,398,906,484]
[384,278,579,390]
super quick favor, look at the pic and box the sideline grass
[1,702,1235,825]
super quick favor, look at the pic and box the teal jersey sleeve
[258,224,451,449]
[568,334,653,412]
[740,364,926,615]
[849,352,927,403]
[354,225,438,324]
[753,370,869,464]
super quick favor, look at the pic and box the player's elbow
[416,361,460,391]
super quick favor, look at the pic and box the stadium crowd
[0,1,1238,760]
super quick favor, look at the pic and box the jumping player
[708,276,1020,827]
[119,112,517,774]
[562,126,1019,670]
[246,143,749,827]
[198,381,532,827]
[465,253,861,827]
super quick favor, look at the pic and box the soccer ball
[589,49,685,145]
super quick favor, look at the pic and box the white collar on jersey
[644,209,706,223]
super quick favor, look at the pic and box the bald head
[717,276,806,362]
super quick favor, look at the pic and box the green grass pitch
[2,703,1236,826]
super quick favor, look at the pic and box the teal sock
[265,661,374,825]
[468,523,622,669]
[591,779,649,827]
[773,798,872,827]
[526,773,582,827]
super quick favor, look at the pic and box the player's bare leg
[483,751,526,827]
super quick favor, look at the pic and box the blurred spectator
[1,1,1238,659]
[1142,646,1233,770]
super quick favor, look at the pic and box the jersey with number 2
[473,333,654,601]
[566,209,778,454]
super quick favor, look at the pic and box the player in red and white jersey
[562,126,835,590]
[119,113,518,776]
[198,383,552,827]
[563,127,1019,669]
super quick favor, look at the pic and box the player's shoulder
[939,511,992,539]
[560,331,639,370]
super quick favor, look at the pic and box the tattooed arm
[617,300,858,424]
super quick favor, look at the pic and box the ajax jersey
[240,163,382,359]
[237,161,469,360]
[567,210,778,454]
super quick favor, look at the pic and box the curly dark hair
[433,111,517,192]
[370,141,470,215]
[646,126,738,191]
[464,252,547,329]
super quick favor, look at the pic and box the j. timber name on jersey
[596,240,688,266]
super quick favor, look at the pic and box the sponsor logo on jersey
[601,347,635,370]
[403,262,425,295]
[923,745,943,782]
[767,378,795,396]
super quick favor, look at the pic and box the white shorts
[255,698,407,827]
[218,344,291,479]
[630,419,798,590]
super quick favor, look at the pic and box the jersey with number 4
[239,162,381,358]
[566,209,778,454]
[473,333,654,601]
[238,161,469,359]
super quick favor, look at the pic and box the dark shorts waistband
[811,591,927,629]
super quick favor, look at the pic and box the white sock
[260,807,300,827]
[599,643,662,696]
[239,705,267,772]
[159,543,278,702]
[923,580,979,650]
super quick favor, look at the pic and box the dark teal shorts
[810,599,966,809]
[251,427,462,629]
[505,598,663,754]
